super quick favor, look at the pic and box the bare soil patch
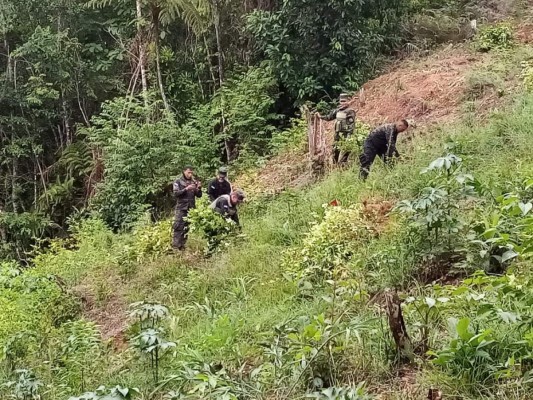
[73,279,129,350]
[354,47,484,126]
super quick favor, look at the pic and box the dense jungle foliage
[1,0,533,399]
[0,0,498,253]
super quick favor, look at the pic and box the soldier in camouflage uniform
[172,166,202,250]
[359,120,409,180]
[319,93,357,164]
[211,190,246,226]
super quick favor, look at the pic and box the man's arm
[207,180,216,202]
[231,212,240,226]
[386,130,399,158]
[173,180,187,197]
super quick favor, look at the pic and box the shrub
[187,199,239,254]
[336,122,371,158]
[283,204,374,284]
[475,23,514,52]
[86,95,214,230]
[521,61,533,92]
[464,71,504,100]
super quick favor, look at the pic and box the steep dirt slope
[235,45,492,197]
[235,19,533,198]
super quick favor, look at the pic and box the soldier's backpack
[335,108,356,134]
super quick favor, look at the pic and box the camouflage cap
[339,93,351,102]
[218,166,228,176]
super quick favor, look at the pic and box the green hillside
[2,1,533,399]
[3,43,533,398]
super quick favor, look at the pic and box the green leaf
[456,317,471,341]
[519,202,532,216]
[425,297,436,308]
[497,310,519,324]
[501,250,518,263]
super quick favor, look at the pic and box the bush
[522,61,533,92]
[336,122,371,158]
[464,71,504,100]
[86,95,216,230]
[283,204,374,284]
[187,199,239,254]
[475,23,514,52]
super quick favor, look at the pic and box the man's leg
[359,144,377,180]
[333,132,341,164]
[172,209,188,250]
[340,151,350,164]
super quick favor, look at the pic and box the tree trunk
[212,0,224,87]
[203,35,217,96]
[11,132,19,213]
[136,0,149,104]
[151,4,170,112]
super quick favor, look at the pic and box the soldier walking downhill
[172,166,202,250]
[319,93,357,164]
[359,120,409,180]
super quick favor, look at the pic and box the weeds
[7,87,533,399]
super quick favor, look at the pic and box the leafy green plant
[129,301,170,330]
[128,301,175,383]
[335,122,371,160]
[404,296,450,354]
[283,204,373,286]
[187,199,238,254]
[69,386,140,400]
[131,219,173,261]
[468,185,533,271]
[132,328,176,383]
[307,383,372,400]
[475,23,514,52]
[270,116,307,154]
[58,320,102,392]
[397,153,474,252]
[3,369,42,400]
[431,317,499,384]
[160,360,245,400]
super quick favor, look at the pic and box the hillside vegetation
[4,29,533,398]
[3,1,533,400]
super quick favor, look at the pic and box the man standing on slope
[172,166,202,250]
[207,167,232,202]
[318,93,357,164]
[359,120,409,180]
[211,190,246,226]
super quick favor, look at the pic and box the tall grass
[3,93,533,398]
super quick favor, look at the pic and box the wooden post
[384,289,413,361]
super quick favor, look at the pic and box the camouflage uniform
[359,123,400,180]
[172,175,202,250]
[321,95,356,164]
[210,194,240,225]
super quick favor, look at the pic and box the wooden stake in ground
[384,289,414,361]
[304,106,331,176]
[428,388,443,400]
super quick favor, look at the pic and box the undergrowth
[3,74,533,400]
